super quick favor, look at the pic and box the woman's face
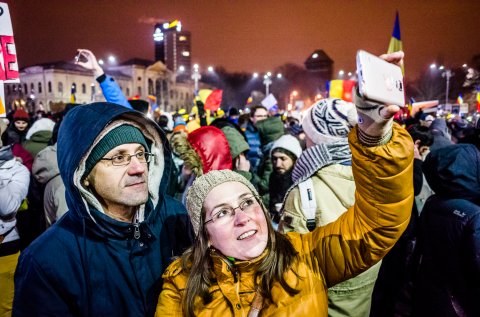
[203,181,268,260]
[14,120,28,131]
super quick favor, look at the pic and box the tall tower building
[153,20,191,77]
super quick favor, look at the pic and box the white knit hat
[270,134,302,159]
[302,98,357,145]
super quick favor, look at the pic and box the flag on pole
[456,94,463,105]
[70,84,76,103]
[388,11,404,74]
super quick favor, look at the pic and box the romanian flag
[388,11,404,74]
[456,94,463,105]
[476,89,480,112]
[70,84,76,103]
[327,80,356,102]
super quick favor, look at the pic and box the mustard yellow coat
[156,124,414,316]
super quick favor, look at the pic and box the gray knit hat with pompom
[186,169,259,236]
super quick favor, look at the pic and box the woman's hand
[355,51,404,146]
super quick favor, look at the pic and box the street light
[263,74,272,95]
[253,72,259,78]
[442,69,454,106]
[207,66,214,73]
[108,55,116,63]
[289,90,298,107]
[192,64,201,95]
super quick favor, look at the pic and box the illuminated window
[182,51,190,57]
[179,36,187,41]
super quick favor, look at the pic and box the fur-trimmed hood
[57,102,171,233]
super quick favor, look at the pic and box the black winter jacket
[412,144,480,317]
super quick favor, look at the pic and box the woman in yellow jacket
[155,52,413,317]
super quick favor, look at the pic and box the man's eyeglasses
[100,151,154,166]
[204,195,260,226]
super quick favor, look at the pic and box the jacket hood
[57,102,171,226]
[256,116,284,145]
[221,126,249,159]
[32,144,59,185]
[187,126,232,173]
[26,118,55,140]
[423,144,480,202]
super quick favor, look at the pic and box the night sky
[5,0,480,79]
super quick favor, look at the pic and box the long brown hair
[180,199,299,317]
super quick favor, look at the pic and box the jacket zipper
[133,223,141,240]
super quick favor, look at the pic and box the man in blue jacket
[13,102,194,317]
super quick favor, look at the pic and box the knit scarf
[281,140,351,209]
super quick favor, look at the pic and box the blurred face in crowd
[86,143,149,221]
[251,108,268,125]
[203,181,268,260]
[14,120,28,131]
[272,150,294,174]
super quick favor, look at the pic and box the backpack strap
[298,178,317,231]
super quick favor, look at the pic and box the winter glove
[354,89,394,146]
[354,51,404,146]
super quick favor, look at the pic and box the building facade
[5,59,195,113]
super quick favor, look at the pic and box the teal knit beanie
[84,125,149,177]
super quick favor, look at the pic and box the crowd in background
[0,49,479,317]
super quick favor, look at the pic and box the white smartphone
[356,50,405,106]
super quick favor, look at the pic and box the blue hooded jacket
[13,103,194,317]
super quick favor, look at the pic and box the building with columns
[5,59,195,114]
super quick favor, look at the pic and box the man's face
[87,143,149,218]
[251,108,268,125]
[14,120,28,131]
[272,151,294,174]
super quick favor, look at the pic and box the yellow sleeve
[290,123,414,287]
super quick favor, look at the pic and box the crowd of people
[0,50,479,317]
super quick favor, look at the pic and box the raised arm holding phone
[154,51,414,317]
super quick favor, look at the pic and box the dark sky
[5,0,480,79]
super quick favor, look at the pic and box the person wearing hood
[13,102,194,317]
[410,144,480,317]
[170,125,232,205]
[2,109,30,146]
[0,144,30,317]
[278,98,382,317]
[155,51,413,317]
[429,117,452,152]
[32,143,67,227]
[22,117,55,158]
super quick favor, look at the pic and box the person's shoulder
[161,257,189,288]
[18,220,79,270]
[162,196,188,215]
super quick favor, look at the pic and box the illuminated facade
[153,20,192,77]
[5,59,194,113]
